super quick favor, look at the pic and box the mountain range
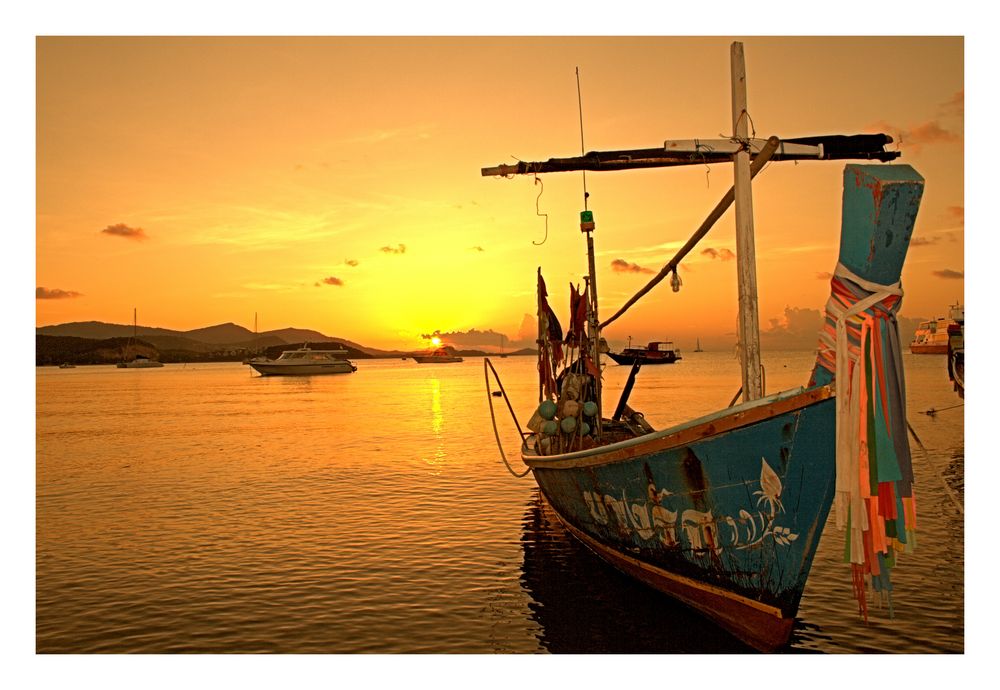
[35,321,536,366]
[36,321,406,357]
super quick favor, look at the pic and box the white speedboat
[412,346,463,363]
[248,345,357,376]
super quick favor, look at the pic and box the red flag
[566,283,588,346]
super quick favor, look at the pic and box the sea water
[35,351,963,653]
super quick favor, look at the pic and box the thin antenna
[575,66,589,210]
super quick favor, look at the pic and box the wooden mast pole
[731,41,764,402]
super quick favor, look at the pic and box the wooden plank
[731,41,764,402]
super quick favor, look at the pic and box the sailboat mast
[731,42,764,402]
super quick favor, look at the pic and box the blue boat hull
[524,386,837,651]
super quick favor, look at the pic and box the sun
[430,336,442,347]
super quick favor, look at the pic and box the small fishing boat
[117,308,164,368]
[607,340,681,365]
[946,303,964,398]
[482,43,920,651]
[412,346,464,364]
[58,363,75,369]
[248,345,357,376]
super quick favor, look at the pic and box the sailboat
[694,338,704,352]
[117,308,164,368]
[481,43,920,651]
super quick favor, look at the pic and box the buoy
[539,400,557,420]
[561,399,580,418]
[583,401,598,417]
[560,416,577,433]
[580,422,591,436]
[543,420,558,435]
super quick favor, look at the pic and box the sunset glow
[35,36,964,352]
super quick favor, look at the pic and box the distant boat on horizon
[413,346,463,364]
[117,308,164,368]
[248,344,357,376]
[694,338,704,352]
[607,340,682,365]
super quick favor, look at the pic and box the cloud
[318,276,344,286]
[419,327,538,351]
[610,258,654,274]
[759,307,825,350]
[869,119,960,152]
[516,314,536,342]
[932,269,964,279]
[345,259,359,267]
[816,271,832,280]
[380,244,406,254]
[946,206,964,225]
[701,247,735,261]
[470,246,485,252]
[940,90,963,117]
[100,223,147,240]
[910,235,940,246]
[36,287,83,299]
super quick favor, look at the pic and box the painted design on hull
[581,457,798,556]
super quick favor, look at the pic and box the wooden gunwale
[522,384,834,470]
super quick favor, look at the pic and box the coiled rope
[484,358,533,478]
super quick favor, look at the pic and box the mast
[731,41,763,402]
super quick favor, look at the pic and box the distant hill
[36,321,537,364]
[36,320,427,364]
[36,335,160,366]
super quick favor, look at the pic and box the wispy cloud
[470,246,485,252]
[869,118,960,152]
[911,235,940,246]
[242,282,297,291]
[339,125,433,146]
[380,244,406,254]
[946,206,964,225]
[940,90,963,117]
[816,271,832,280]
[318,276,344,287]
[36,287,82,299]
[101,223,147,240]
[610,258,654,274]
[345,259,359,267]
[932,268,964,279]
[701,247,735,261]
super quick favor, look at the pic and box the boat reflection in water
[518,489,752,653]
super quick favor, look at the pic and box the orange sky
[35,36,964,351]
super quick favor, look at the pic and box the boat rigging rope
[905,420,964,516]
[599,136,780,330]
[484,358,533,478]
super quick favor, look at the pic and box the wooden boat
[481,43,920,651]
[947,303,964,398]
[607,340,681,365]
[412,346,463,363]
